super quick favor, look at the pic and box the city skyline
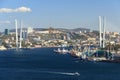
[0,0,120,32]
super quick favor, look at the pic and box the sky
[0,0,120,32]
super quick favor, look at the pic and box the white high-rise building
[27,27,33,33]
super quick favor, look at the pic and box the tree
[114,44,120,54]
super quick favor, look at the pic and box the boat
[74,72,80,76]
[97,54,120,63]
[54,48,69,54]
[87,50,112,62]
[69,49,82,58]
[0,46,7,50]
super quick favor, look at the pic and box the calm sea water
[0,47,119,80]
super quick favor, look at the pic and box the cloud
[0,21,11,24]
[15,7,31,12]
[0,8,13,13]
[0,6,31,13]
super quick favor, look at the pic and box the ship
[54,48,69,54]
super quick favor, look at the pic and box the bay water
[0,47,119,80]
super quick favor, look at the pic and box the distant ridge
[9,27,90,33]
